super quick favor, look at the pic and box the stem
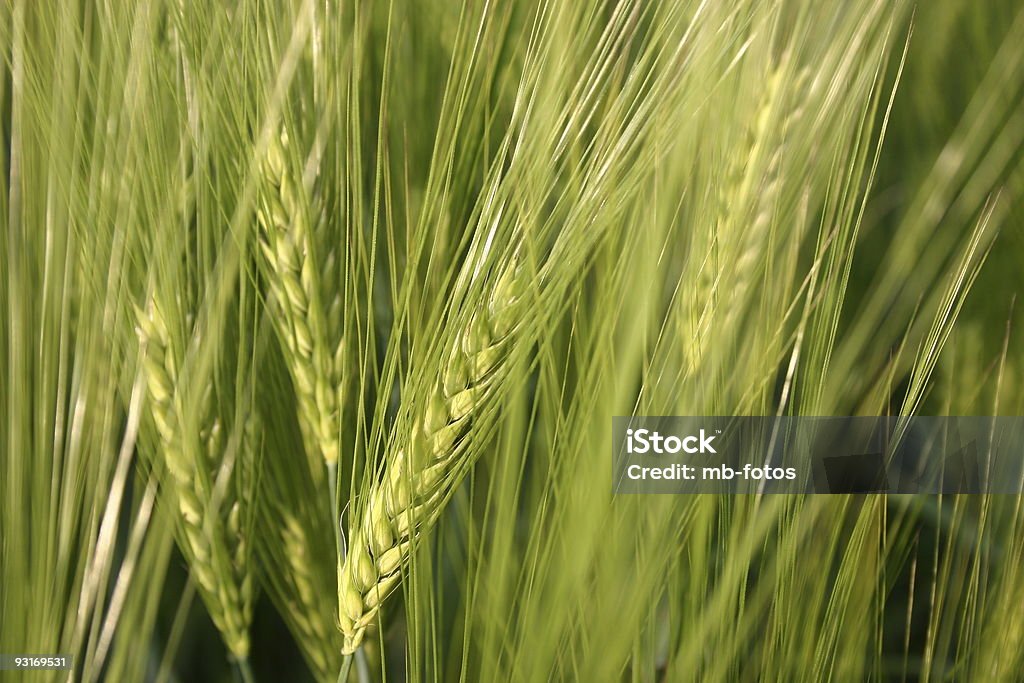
[336,654,354,683]
[235,656,256,683]
[327,461,339,530]
[327,460,343,563]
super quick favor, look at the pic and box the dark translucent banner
[612,417,1024,494]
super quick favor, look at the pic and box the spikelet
[257,129,344,466]
[135,296,255,658]
[336,255,526,653]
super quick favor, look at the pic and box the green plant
[3,1,1024,682]
[257,129,344,469]
[135,292,257,662]
[339,252,526,653]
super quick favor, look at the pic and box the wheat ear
[337,255,526,653]
[135,297,255,658]
[257,129,344,467]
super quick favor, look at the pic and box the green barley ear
[135,294,257,659]
[337,254,526,653]
[682,60,805,376]
[250,334,346,681]
[277,508,343,679]
[257,128,344,468]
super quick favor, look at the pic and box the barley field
[2,0,1024,681]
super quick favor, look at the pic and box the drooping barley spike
[135,296,255,659]
[257,129,343,467]
[337,254,527,654]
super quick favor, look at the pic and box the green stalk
[235,657,256,683]
[336,654,353,683]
